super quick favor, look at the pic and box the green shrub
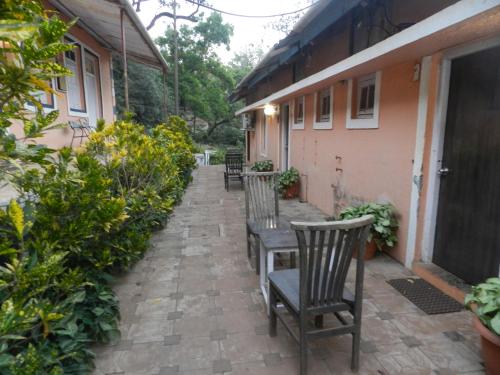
[210,148,226,165]
[251,160,273,172]
[339,203,398,250]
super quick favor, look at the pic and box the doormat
[387,278,463,315]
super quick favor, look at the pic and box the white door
[84,51,101,128]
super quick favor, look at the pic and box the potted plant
[278,167,300,199]
[251,160,273,172]
[465,277,500,374]
[339,203,398,260]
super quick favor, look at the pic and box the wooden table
[258,229,300,309]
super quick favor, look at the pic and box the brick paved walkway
[93,166,484,375]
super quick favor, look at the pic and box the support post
[120,8,129,111]
[162,67,168,120]
[173,0,179,115]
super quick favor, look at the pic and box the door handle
[438,167,451,176]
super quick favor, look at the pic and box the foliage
[465,278,500,335]
[0,118,195,373]
[112,57,166,128]
[339,203,398,250]
[0,0,73,174]
[209,148,226,165]
[251,160,273,172]
[278,167,300,193]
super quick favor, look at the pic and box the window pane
[367,84,375,110]
[360,86,368,111]
[65,41,86,112]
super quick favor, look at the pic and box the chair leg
[246,226,252,260]
[269,285,277,337]
[255,237,261,275]
[314,315,324,328]
[299,318,308,375]
[351,328,360,371]
[290,252,296,268]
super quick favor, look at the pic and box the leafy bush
[210,148,226,165]
[251,160,273,172]
[339,203,398,250]
[465,277,500,335]
[278,167,300,193]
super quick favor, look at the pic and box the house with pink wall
[9,0,168,149]
[232,0,500,301]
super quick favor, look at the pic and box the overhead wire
[183,0,318,18]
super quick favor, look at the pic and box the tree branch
[207,118,232,136]
[146,2,202,30]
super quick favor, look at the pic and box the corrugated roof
[48,0,168,70]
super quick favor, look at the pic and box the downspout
[120,8,129,112]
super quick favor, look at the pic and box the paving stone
[263,353,282,366]
[169,292,184,300]
[164,335,182,346]
[360,340,378,353]
[212,359,232,373]
[209,329,227,341]
[206,289,220,297]
[247,303,263,312]
[401,335,422,348]
[254,324,268,336]
[376,311,394,320]
[159,365,180,375]
[443,331,465,342]
[207,307,223,316]
[167,311,184,320]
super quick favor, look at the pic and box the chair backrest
[225,153,243,174]
[291,215,374,312]
[243,172,280,226]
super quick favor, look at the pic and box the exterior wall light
[264,104,277,116]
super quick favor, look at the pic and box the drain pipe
[300,173,308,203]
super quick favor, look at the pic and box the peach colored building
[233,0,500,299]
[10,0,168,149]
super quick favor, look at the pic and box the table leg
[259,241,268,307]
[266,250,275,315]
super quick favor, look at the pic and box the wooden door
[433,46,500,284]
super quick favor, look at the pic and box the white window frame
[63,34,103,119]
[25,78,58,113]
[313,86,333,130]
[260,113,268,156]
[346,71,382,129]
[357,74,376,118]
[291,96,305,130]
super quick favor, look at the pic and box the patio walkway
[94,166,484,375]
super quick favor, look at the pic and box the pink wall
[249,60,420,264]
[10,5,115,149]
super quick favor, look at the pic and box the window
[64,38,86,114]
[261,115,267,155]
[346,71,381,129]
[357,75,376,118]
[84,50,103,127]
[292,96,305,129]
[26,80,56,112]
[313,87,333,129]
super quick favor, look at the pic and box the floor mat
[387,278,463,315]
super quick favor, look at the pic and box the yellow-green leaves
[7,200,24,240]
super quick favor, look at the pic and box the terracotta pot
[473,316,500,375]
[353,239,377,260]
[282,181,300,199]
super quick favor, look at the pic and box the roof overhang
[48,0,168,71]
[236,0,500,116]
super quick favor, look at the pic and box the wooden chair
[224,153,243,191]
[69,118,92,147]
[243,172,289,274]
[268,215,374,374]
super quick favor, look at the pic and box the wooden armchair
[268,215,374,374]
[243,172,289,274]
[224,153,243,191]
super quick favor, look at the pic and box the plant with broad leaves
[278,167,300,193]
[465,277,500,335]
[251,160,273,172]
[339,203,398,250]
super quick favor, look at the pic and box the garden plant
[0,2,196,373]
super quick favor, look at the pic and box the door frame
[422,35,500,267]
[280,103,291,171]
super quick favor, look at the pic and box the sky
[133,0,313,63]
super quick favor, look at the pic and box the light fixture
[264,104,277,116]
